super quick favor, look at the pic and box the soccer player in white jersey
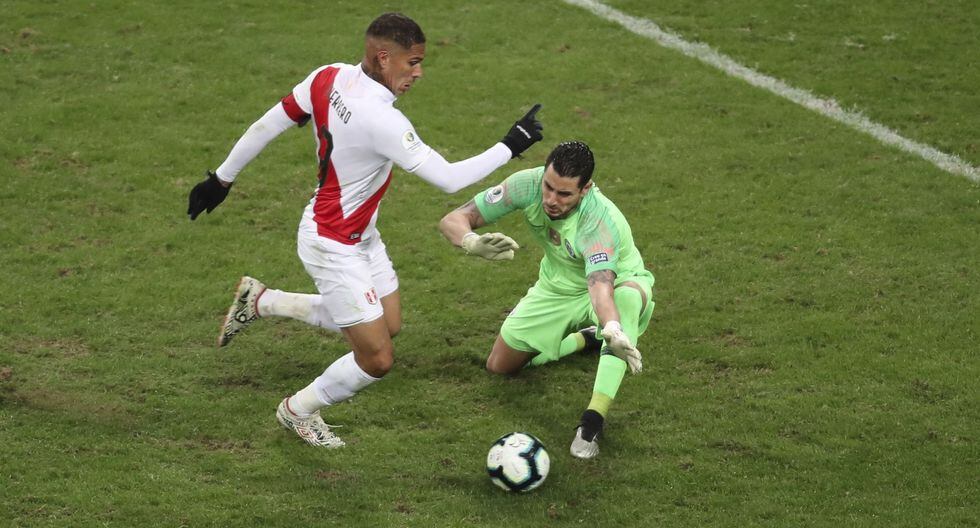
[187,13,543,448]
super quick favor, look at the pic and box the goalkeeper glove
[461,232,519,261]
[188,170,231,220]
[500,104,544,158]
[601,320,642,374]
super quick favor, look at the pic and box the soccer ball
[486,432,551,492]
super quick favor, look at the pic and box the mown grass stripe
[563,0,980,182]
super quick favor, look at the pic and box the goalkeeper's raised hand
[601,321,643,374]
[500,104,544,158]
[187,170,231,220]
[462,232,519,261]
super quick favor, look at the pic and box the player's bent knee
[360,351,394,378]
[613,284,642,301]
[614,283,645,313]
[485,354,520,375]
[344,317,397,377]
[486,335,528,375]
[485,360,510,375]
[487,354,524,375]
[352,341,395,378]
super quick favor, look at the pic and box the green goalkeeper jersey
[474,167,653,295]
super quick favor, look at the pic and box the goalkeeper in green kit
[439,141,654,459]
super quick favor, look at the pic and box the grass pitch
[1,1,977,526]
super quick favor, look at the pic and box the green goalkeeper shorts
[500,275,653,362]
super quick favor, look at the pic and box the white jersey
[215,62,513,248]
[282,63,434,245]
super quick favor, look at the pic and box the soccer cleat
[570,409,604,459]
[276,398,345,448]
[570,426,599,459]
[217,276,266,347]
[579,326,603,354]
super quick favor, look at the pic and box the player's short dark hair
[546,141,595,188]
[366,13,426,49]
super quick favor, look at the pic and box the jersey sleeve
[284,66,324,124]
[280,93,310,126]
[473,167,541,224]
[371,108,433,172]
[577,210,621,277]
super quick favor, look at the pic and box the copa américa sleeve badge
[401,130,422,153]
[485,185,505,204]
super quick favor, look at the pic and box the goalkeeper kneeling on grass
[439,141,654,459]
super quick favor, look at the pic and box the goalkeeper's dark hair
[366,13,426,49]
[546,141,595,188]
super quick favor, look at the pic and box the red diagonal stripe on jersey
[314,170,392,243]
[308,66,393,244]
[310,67,340,164]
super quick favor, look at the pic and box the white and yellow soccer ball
[486,432,550,492]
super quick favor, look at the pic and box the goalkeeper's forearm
[439,209,480,247]
[587,270,621,327]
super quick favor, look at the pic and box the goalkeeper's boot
[579,326,603,354]
[570,409,604,459]
[276,398,345,448]
[218,276,266,347]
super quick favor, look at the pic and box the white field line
[562,0,979,182]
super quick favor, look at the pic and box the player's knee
[363,353,394,377]
[374,356,394,377]
[614,284,645,314]
[356,343,395,378]
[485,355,518,376]
[613,284,642,302]
[485,357,508,375]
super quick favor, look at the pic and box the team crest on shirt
[548,228,561,246]
[564,239,576,259]
[485,185,504,204]
[365,288,378,305]
[401,130,422,153]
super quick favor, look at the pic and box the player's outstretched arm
[411,104,544,194]
[588,270,643,374]
[188,103,296,220]
[439,200,519,261]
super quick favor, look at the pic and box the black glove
[500,104,544,158]
[187,170,232,220]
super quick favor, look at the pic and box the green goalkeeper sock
[586,390,614,417]
[529,332,585,367]
[591,354,628,406]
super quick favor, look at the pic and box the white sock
[257,289,340,332]
[287,383,325,416]
[313,352,380,406]
[286,352,381,416]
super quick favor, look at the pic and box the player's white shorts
[296,222,399,328]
